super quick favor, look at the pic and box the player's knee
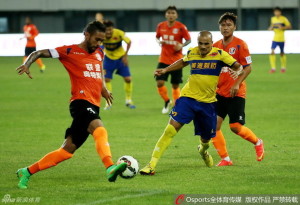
[157,81,165,87]
[229,123,242,134]
[124,77,131,83]
[172,84,179,89]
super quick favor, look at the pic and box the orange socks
[157,86,169,102]
[36,58,44,68]
[28,148,73,175]
[212,130,229,158]
[92,127,114,168]
[230,123,259,144]
[172,88,180,103]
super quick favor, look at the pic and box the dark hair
[218,12,237,25]
[165,5,178,13]
[103,20,114,27]
[83,21,106,35]
[273,7,282,12]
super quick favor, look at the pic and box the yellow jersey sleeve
[122,33,131,44]
[219,49,236,67]
[183,48,193,62]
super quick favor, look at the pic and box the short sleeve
[120,30,130,43]
[284,17,291,27]
[156,23,161,38]
[183,48,192,62]
[239,42,252,67]
[181,25,191,41]
[49,48,59,58]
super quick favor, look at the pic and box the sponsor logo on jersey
[173,28,179,34]
[209,52,218,57]
[229,47,236,55]
[73,52,85,55]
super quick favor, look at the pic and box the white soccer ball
[117,155,139,179]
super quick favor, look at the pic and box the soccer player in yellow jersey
[268,7,291,73]
[140,31,243,175]
[102,20,135,109]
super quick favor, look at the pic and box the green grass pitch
[0,55,299,205]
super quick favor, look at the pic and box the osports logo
[174,194,185,204]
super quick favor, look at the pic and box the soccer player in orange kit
[15,21,127,189]
[21,17,46,72]
[212,12,264,166]
[155,6,191,114]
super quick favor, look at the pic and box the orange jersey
[23,24,39,47]
[213,36,252,98]
[49,45,104,107]
[156,21,191,65]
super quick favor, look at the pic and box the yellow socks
[280,54,286,69]
[269,54,276,69]
[150,124,177,168]
[105,81,112,92]
[124,82,133,103]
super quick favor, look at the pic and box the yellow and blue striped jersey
[103,28,131,60]
[181,47,236,103]
[271,15,291,42]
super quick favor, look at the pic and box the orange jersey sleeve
[213,36,252,98]
[24,24,39,47]
[49,45,104,107]
[156,21,191,65]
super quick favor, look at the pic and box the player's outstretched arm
[16,49,51,79]
[154,59,188,76]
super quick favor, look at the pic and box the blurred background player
[140,31,244,175]
[95,12,105,50]
[15,21,127,189]
[95,12,104,23]
[102,20,136,109]
[155,6,191,114]
[268,7,291,73]
[21,17,46,73]
[212,12,264,166]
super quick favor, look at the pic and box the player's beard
[87,41,97,53]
